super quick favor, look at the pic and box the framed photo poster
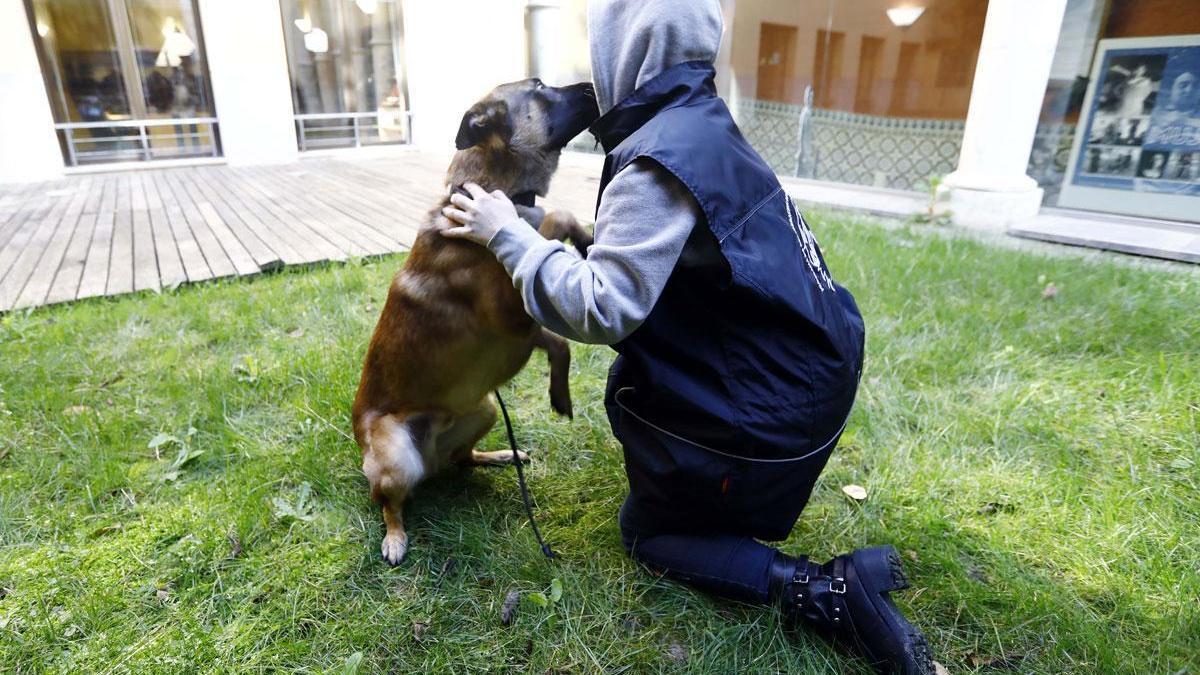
[1058,35,1200,223]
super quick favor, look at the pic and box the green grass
[1,215,1198,674]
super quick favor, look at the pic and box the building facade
[3,0,1199,231]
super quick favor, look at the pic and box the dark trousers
[619,498,780,604]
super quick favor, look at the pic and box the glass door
[26,0,220,165]
[278,0,411,150]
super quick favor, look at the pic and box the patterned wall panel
[735,98,966,192]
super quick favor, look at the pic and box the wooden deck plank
[229,165,368,258]
[106,174,135,295]
[77,176,116,300]
[149,170,210,283]
[0,152,610,311]
[181,167,280,271]
[159,168,238,279]
[16,178,94,309]
[46,176,104,305]
[191,166,308,266]
[291,163,425,247]
[142,170,187,289]
[246,165,397,255]
[130,173,161,292]
[253,163,403,254]
[0,183,75,311]
[173,168,261,277]
[200,165,336,264]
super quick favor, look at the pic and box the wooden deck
[0,151,601,312]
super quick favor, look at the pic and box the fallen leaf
[968,653,1026,670]
[227,531,243,558]
[905,549,919,563]
[341,651,363,675]
[412,621,428,642]
[89,523,123,539]
[500,590,520,626]
[549,578,563,603]
[666,643,689,663]
[1041,282,1059,300]
[933,661,950,675]
[977,502,1014,516]
[287,328,304,338]
[61,405,92,417]
[842,484,868,501]
[525,591,549,608]
[155,588,170,603]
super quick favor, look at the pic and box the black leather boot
[769,546,934,675]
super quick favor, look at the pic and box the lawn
[0,214,1197,674]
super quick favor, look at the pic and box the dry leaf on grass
[1041,282,1059,300]
[842,484,868,501]
[933,661,950,675]
[500,590,520,626]
[412,621,428,642]
[666,643,689,663]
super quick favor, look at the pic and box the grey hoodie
[487,0,724,345]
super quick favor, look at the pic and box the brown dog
[352,79,599,565]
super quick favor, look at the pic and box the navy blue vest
[592,61,865,463]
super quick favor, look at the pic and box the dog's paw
[381,531,409,566]
[550,389,574,420]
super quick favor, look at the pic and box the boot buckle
[830,577,847,594]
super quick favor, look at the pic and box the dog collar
[451,184,537,208]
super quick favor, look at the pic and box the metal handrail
[53,116,219,130]
[54,117,220,166]
[295,110,412,151]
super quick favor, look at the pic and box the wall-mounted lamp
[886,6,925,27]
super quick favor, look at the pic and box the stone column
[942,0,1069,231]
[400,0,527,152]
[198,0,297,164]
[0,0,64,182]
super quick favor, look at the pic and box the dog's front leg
[539,210,593,258]
[533,328,573,419]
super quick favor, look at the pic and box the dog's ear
[455,100,512,150]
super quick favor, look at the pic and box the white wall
[401,0,528,154]
[0,0,64,183]
[198,0,298,165]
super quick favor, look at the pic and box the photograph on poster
[1072,43,1200,197]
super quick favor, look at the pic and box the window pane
[279,0,410,149]
[122,0,216,119]
[725,0,988,191]
[28,0,131,123]
[1031,0,1200,208]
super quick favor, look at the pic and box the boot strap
[829,556,850,632]
[788,556,812,607]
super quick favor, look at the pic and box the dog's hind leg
[360,412,432,565]
[443,398,530,466]
[539,210,593,258]
[533,328,573,419]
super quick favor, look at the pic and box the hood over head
[587,0,724,115]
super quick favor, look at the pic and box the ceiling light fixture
[304,27,329,53]
[886,6,925,27]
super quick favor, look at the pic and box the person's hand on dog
[441,182,523,246]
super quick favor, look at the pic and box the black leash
[493,388,556,560]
